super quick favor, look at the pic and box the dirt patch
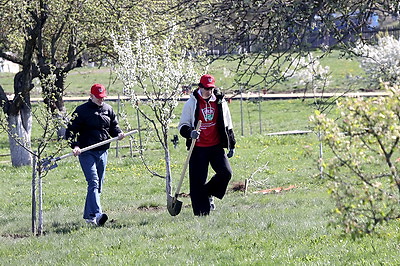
[137,206,163,211]
[254,185,296,194]
[1,233,31,239]
[230,181,246,192]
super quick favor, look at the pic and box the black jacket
[65,99,122,150]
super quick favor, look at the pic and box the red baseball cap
[199,74,216,88]
[90,83,107,98]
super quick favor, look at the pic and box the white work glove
[118,132,125,140]
[72,146,81,156]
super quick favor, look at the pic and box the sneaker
[85,218,97,226]
[209,197,216,211]
[96,213,108,226]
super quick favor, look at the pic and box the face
[90,94,105,106]
[200,86,214,99]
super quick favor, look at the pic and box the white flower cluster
[354,35,400,87]
[284,53,331,94]
[112,23,196,126]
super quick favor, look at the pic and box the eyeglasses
[203,87,214,90]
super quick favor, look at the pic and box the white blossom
[354,35,400,86]
[284,53,331,94]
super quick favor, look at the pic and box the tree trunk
[7,105,32,166]
[165,143,172,198]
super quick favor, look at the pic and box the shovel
[41,130,138,171]
[167,121,201,216]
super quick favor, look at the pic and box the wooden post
[244,178,249,195]
[137,109,143,151]
[116,94,120,158]
[247,101,253,135]
[258,87,262,134]
[37,166,43,236]
[240,86,244,136]
[31,154,37,235]
[318,130,324,179]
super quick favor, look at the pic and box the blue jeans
[79,150,108,219]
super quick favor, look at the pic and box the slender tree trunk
[165,142,172,198]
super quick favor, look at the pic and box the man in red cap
[178,74,236,216]
[65,83,125,226]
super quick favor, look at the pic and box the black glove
[190,130,200,139]
[227,149,235,158]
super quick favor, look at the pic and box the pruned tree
[0,80,69,235]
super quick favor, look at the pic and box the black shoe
[96,213,108,226]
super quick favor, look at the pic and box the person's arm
[178,99,195,139]
[222,101,236,149]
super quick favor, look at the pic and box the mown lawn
[1,98,400,265]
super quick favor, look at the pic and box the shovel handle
[53,130,138,162]
[174,121,202,196]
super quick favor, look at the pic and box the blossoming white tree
[285,53,331,97]
[112,24,196,198]
[354,35,400,87]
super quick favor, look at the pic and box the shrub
[311,84,400,236]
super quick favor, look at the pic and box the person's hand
[190,130,200,139]
[72,146,81,156]
[118,132,125,140]
[227,148,235,158]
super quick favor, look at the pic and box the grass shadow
[51,221,82,234]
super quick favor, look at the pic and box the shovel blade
[167,195,183,216]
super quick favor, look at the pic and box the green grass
[0,49,364,97]
[1,97,400,265]
[206,50,365,92]
[0,52,394,264]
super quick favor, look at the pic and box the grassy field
[0,52,398,264]
[0,49,365,98]
[1,97,400,265]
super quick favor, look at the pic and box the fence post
[240,86,244,136]
[116,94,120,158]
[258,87,262,134]
[137,109,143,151]
[31,154,37,235]
[247,101,253,135]
[37,165,43,236]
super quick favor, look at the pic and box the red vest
[196,97,220,147]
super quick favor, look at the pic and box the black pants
[189,145,232,216]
